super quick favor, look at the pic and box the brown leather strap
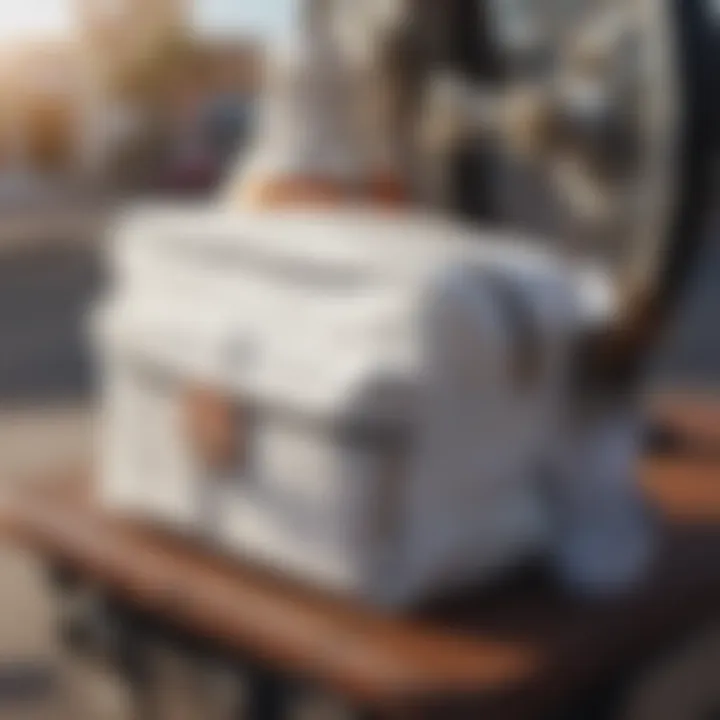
[232,174,410,210]
[233,177,355,209]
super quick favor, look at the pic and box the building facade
[0,0,261,185]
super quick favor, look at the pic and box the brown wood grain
[2,395,720,717]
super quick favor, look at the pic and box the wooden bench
[3,394,720,719]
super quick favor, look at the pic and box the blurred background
[0,0,718,718]
[0,0,279,430]
[0,2,281,717]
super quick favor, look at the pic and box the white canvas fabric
[95,205,625,606]
[224,0,369,197]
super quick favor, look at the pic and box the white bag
[94,205,607,606]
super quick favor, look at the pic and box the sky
[198,0,293,37]
[0,0,293,40]
[0,0,72,39]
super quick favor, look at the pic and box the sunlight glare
[0,0,72,40]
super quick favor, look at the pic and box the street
[0,248,99,405]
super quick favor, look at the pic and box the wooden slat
[647,391,720,448]
[2,396,720,716]
[3,489,543,709]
